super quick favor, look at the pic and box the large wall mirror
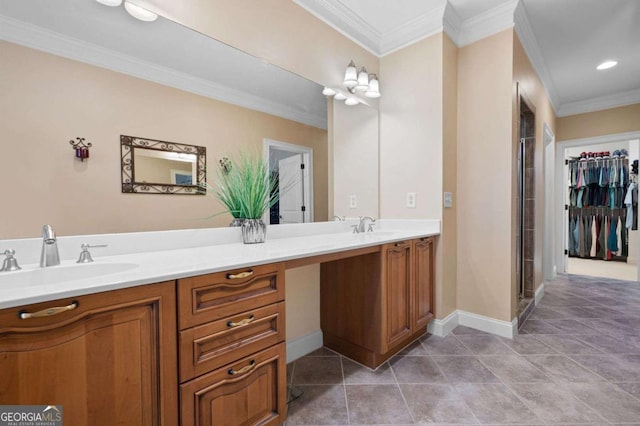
[0,0,378,238]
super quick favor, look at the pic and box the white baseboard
[427,310,459,337]
[286,330,323,363]
[428,310,518,339]
[535,282,545,305]
[458,310,518,339]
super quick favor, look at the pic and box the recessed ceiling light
[597,60,618,70]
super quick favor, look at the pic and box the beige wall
[0,41,327,239]
[134,0,379,91]
[457,30,514,322]
[285,265,320,340]
[379,34,443,220]
[557,103,640,141]
[441,33,458,319]
[512,33,557,317]
[332,100,379,217]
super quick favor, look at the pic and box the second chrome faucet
[41,224,60,267]
[352,216,376,233]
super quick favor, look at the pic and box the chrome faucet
[40,225,60,267]
[357,216,376,233]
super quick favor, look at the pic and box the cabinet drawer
[179,302,285,382]
[180,343,286,426]
[178,263,285,329]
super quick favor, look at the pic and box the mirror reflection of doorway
[264,139,313,225]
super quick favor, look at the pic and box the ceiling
[0,0,327,129]
[295,0,640,116]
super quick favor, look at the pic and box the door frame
[543,123,555,282]
[263,138,314,223]
[554,130,640,277]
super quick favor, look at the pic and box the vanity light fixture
[322,87,336,96]
[95,0,122,6]
[123,1,158,22]
[596,60,617,70]
[95,0,158,22]
[345,97,359,106]
[322,60,381,106]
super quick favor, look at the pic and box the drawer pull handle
[228,360,256,376]
[19,301,78,319]
[226,270,254,280]
[227,315,255,328]
[395,242,406,247]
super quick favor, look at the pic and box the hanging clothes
[608,216,618,254]
[590,216,597,257]
[567,155,630,261]
[616,216,622,256]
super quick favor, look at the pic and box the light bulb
[596,60,617,70]
[365,74,381,98]
[334,93,347,101]
[345,97,359,106]
[124,1,158,21]
[343,60,358,88]
[95,0,122,6]
[322,87,336,96]
[355,67,369,92]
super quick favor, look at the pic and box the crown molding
[513,1,559,113]
[379,3,447,56]
[293,0,381,56]
[442,2,463,46]
[0,15,326,129]
[456,0,518,47]
[557,88,640,117]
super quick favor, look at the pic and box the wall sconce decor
[69,137,92,161]
[322,60,381,106]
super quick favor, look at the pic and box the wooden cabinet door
[180,343,286,426]
[413,238,435,330]
[383,241,412,351]
[0,282,178,426]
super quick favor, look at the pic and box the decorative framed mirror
[120,135,206,195]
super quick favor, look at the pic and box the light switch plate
[349,194,357,209]
[444,192,453,208]
[406,192,416,208]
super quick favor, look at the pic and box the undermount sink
[0,262,139,287]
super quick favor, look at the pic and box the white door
[278,154,305,223]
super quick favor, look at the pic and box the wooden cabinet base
[180,343,287,426]
[321,237,435,370]
[0,282,178,426]
[324,326,428,369]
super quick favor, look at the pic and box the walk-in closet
[563,140,640,280]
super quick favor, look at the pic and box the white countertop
[0,219,439,309]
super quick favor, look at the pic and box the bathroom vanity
[0,220,438,425]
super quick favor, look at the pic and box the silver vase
[229,218,245,227]
[241,219,266,244]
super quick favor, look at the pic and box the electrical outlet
[444,192,453,208]
[406,192,416,208]
[349,194,357,209]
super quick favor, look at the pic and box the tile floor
[285,273,640,425]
